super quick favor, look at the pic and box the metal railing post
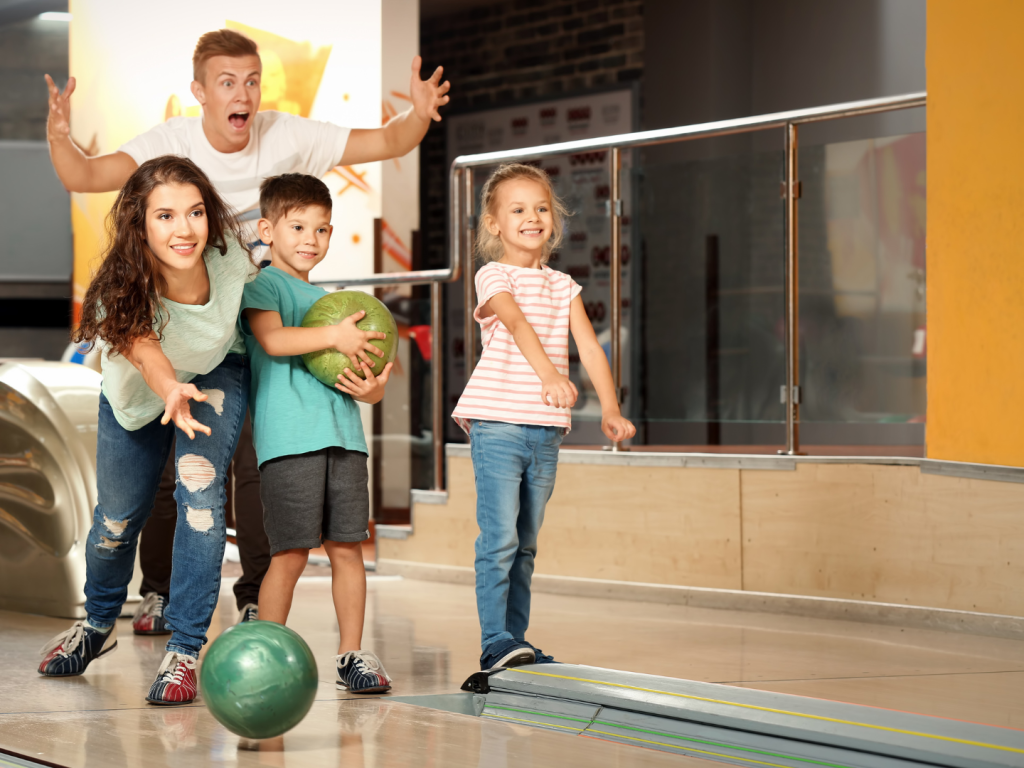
[430,279,444,491]
[609,147,625,451]
[781,122,802,456]
[462,168,477,374]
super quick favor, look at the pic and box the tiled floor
[2,576,1023,767]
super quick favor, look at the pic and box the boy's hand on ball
[160,383,212,440]
[44,74,75,143]
[335,362,393,405]
[602,414,636,442]
[541,373,578,409]
[332,310,388,365]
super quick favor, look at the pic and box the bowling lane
[0,698,711,768]
[3,574,1024,767]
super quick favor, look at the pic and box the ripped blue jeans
[84,354,249,658]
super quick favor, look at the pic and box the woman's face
[144,183,209,273]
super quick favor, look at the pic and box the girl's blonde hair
[475,163,570,264]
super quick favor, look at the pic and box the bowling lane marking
[508,669,1024,755]
[485,703,855,768]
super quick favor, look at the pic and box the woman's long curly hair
[74,155,248,357]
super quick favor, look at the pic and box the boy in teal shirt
[240,174,394,693]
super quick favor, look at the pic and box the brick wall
[418,0,645,268]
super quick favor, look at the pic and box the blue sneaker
[527,644,558,664]
[336,650,392,694]
[38,621,118,677]
[480,640,535,671]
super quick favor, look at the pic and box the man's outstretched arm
[45,75,138,193]
[339,56,451,166]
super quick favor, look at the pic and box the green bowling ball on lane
[301,290,398,386]
[200,621,318,739]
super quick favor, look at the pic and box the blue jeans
[84,354,249,658]
[470,421,563,651]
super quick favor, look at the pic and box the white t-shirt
[119,111,350,242]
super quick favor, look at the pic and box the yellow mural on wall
[70,0,384,313]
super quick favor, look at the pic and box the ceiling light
[38,12,72,21]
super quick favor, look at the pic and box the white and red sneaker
[132,593,171,635]
[38,621,117,677]
[146,652,198,705]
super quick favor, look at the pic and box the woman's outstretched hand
[160,383,211,439]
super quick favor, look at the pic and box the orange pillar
[927,0,1024,465]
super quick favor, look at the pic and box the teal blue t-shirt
[239,267,368,466]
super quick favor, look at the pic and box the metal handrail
[316,92,927,494]
[449,92,925,167]
[449,91,926,459]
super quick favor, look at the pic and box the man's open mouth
[228,112,249,129]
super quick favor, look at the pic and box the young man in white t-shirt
[43,28,450,635]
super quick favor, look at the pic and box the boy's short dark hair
[259,174,333,224]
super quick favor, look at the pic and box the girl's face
[487,178,554,257]
[144,183,209,273]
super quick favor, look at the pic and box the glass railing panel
[373,291,433,524]
[796,126,926,455]
[626,134,787,449]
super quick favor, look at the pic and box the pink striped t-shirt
[452,261,582,433]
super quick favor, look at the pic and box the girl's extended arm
[127,333,211,440]
[568,296,636,442]
[488,292,578,408]
[246,308,387,366]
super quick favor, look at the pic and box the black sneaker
[336,650,392,694]
[38,621,118,677]
[237,603,259,623]
[480,640,535,671]
[132,593,171,635]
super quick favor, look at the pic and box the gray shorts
[259,447,370,555]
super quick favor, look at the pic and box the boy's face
[190,55,263,152]
[258,205,333,282]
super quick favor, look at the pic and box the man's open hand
[410,56,451,123]
[44,74,76,144]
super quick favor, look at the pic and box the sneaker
[146,652,198,705]
[237,603,259,623]
[38,621,118,677]
[336,650,392,694]
[132,593,171,635]
[479,639,535,671]
[527,644,557,664]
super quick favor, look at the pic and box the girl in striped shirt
[453,163,635,671]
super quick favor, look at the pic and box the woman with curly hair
[36,155,256,704]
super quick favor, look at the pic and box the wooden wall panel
[382,458,1024,616]
[741,464,1024,615]
[381,457,743,589]
[538,463,742,588]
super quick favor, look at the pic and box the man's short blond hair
[193,29,259,83]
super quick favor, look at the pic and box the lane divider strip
[506,669,1024,755]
